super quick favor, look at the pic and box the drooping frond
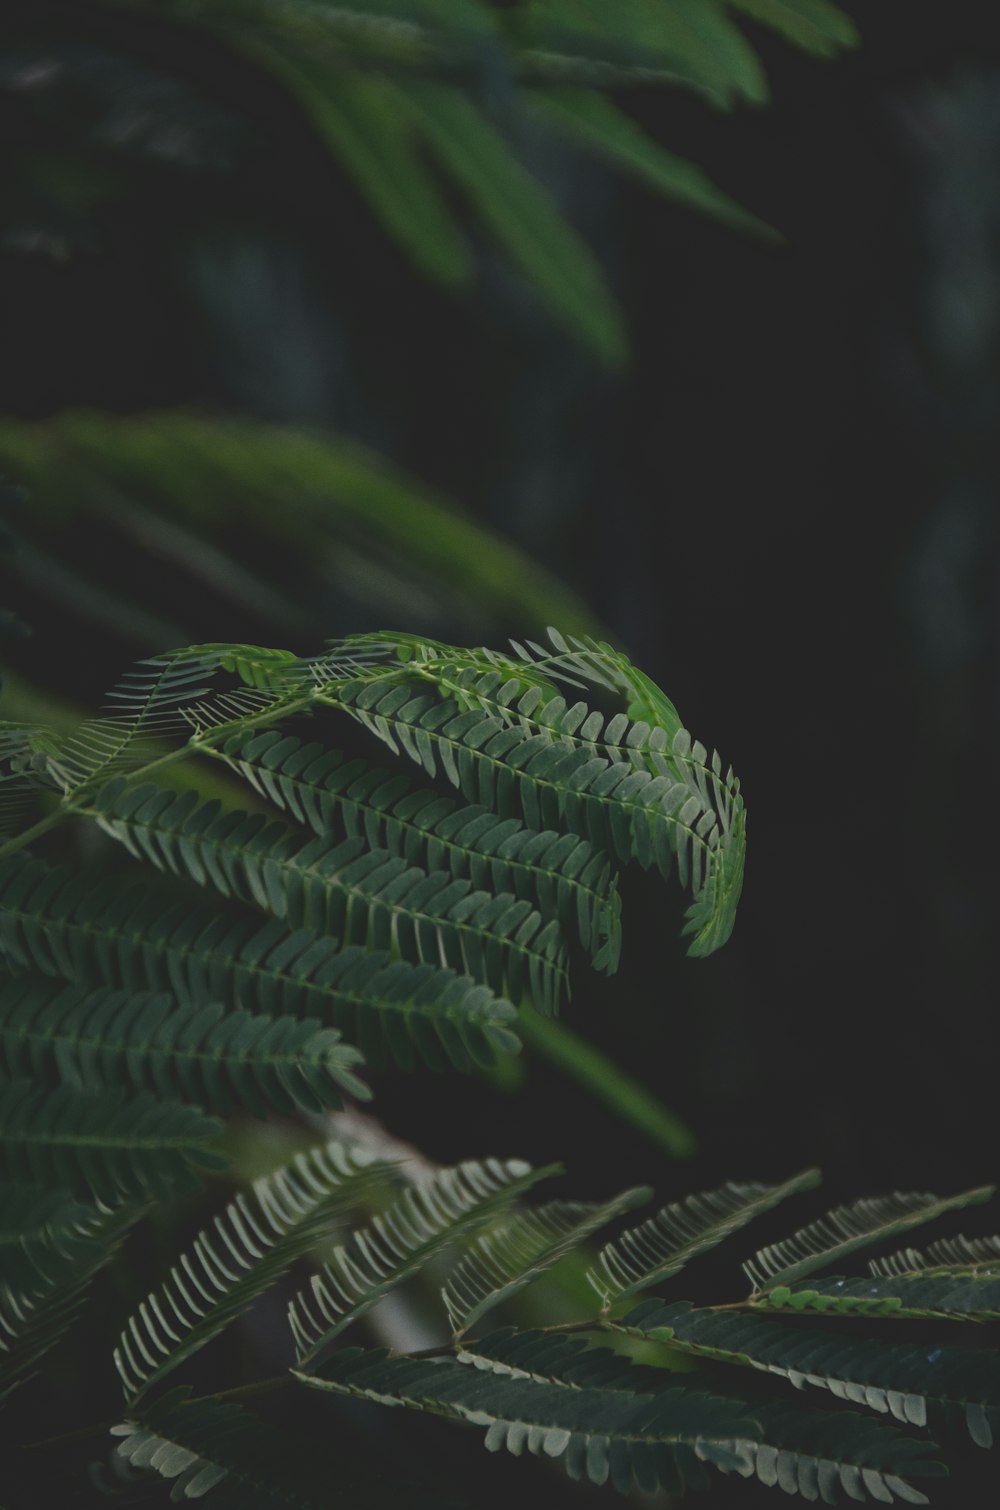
[872,1234,1000,1278]
[0,1078,224,1203]
[1,1204,141,1400]
[743,1187,996,1294]
[290,1158,559,1366]
[443,1187,650,1338]
[213,729,622,971]
[91,782,570,1015]
[299,1344,943,1501]
[619,1298,1000,1447]
[112,1387,330,1508]
[456,1326,668,1392]
[115,1138,386,1404]
[0,977,369,1115]
[323,656,744,957]
[756,1273,1000,1323]
[588,1170,820,1309]
[0,858,520,1070]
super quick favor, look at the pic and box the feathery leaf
[744,1187,996,1294]
[589,1170,820,1308]
[290,1158,559,1365]
[116,1139,386,1404]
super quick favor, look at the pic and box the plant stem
[516,1005,696,1158]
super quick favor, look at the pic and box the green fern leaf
[0,1078,225,1203]
[112,1387,330,1507]
[589,1170,820,1308]
[621,1298,1000,1448]
[297,1344,760,1492]
[0,857,521,1071]
[729,1398,945,1504]
[2,1203,141,1400]
[744,1187,996,1294]
[0,1181,102,1290]
[443,1187,650,1337]
[758,1273,1000,1323]
[116,1138,386,1404]
[872,1235,1000,1278]
[290,1157,559,1365]
[327,658,744,956]
[91,782,570,1015]
[213,729,622,970]
[0,977,369,1114]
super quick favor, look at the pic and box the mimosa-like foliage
[1,630,999,1506]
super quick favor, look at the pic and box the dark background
[2,3,1000,1501]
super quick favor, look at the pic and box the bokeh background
[1,0,998,1385]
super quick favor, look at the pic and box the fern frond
[0,1181,99,1290]
[300,1343,942,1500]
[731,1398,945,1505]
[0,1078,224,1203]
[36,653,219,797]
[443,1187,650,1337]
[213,729,622,971]
[456,1326,666,1391]
[872,1234,1000,1278]
[325,660,744,956]
[0,858,521,1071]
[757,1273,1000,1323]
[0,977,369,1115]
[91,782,570,1015]
[2,1204,141,1400]
[743,1186,996,1294]
[588,1170,820,1309]
[297,1345,759,1493]
[115,1138,385,1403]
[112,1387,329,1507]
[621,1298,1000,1447]
[290,1158,559,1365]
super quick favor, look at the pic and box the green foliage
[1,629,996,1507]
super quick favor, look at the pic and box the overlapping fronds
[743,1187,996,1294]
[588,1170,820,1308]
[91,781,570,1014]
[290,1158,558,1365]
[298,1344,759,1492]
[115,1139,386,1404]
[0,859,520,1071]
[0,977,368,1115]
[214,729,622,971]
[299,1345,942,1502]
[0,1078,224,1203]
[325,657,743,957]
[1,1204,141,1401]
[756,1273,1000,1323]
[112,1387,329,1507]
[620,1299,1000,1448]
[443,1187,650,1337]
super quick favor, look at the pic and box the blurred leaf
[530,87,781,240]
[725,0,860,57]
[396,80,627,366]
